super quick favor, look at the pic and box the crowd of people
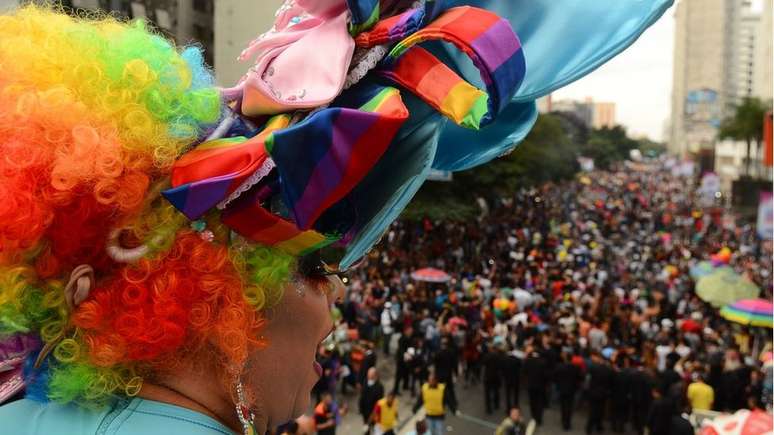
[311,159,773,435]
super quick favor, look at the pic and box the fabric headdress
[163,0,673,268]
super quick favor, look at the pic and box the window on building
[192,23,213,44]
[193,0,211,13]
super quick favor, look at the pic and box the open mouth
[313,325,336,378]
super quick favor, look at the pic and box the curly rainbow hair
[0,6,293,406]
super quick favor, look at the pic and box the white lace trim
[205,112,237,142]
[342,0,425,90]
[216,158,277,210]
[344,44,388,90]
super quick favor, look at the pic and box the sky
[552,5,676,142]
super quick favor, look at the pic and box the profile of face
[241,275,344,428]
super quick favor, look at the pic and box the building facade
[670,0,773,159]
[213,0,282,87]
[53,0,216,65]
[552,97,617,130]
[592,102,617,129]
[669,0,729,157]
[36,0,282,87]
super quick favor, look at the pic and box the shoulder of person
[0,398,232,435]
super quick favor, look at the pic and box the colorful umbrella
[690,261,719,280]
[696,268,759,308]
[700,409,773,435]
[410,267,451,283]
[720,299,773,328]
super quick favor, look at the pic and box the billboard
[685,88,721,128]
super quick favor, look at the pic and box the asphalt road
[328,352,646,435]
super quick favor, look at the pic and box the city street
[331,354,640,435]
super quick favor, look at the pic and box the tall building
[213,1,283,87]
[552,97,616,130]
[729,0,762,106]
[754,0,773,100]
[54,0,283,87]
[55,0,216,64]
[536,95,553,114]
[669,0,729,157]
[592,102,617,129]
[670,0,773,158]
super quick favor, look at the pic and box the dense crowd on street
[310,160,773,435]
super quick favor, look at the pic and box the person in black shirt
[610,355,631,433]
[553,352,582,431]
[585,351,614,434]
[628,365,655,435]
[502,348,522,410]
[358,367,384,434]
[433,337,459,410]
[482,344,504,414]
[393,326,414,395]
[522,346,548,426]
[647,387,676,435]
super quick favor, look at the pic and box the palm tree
[718,97,770,176]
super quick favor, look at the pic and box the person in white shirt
[381,302,397,355]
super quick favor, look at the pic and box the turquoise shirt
[0,397,235,435]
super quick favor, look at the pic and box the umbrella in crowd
[690,261,719,280]
[720,299,774,328]
[696,268,759,308]
[410,267,451,283]
[700,409,773,435]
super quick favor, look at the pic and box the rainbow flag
[380,7,525,130]
[269,85,408,231]
[222,186,337,256]
[163,115,290,219]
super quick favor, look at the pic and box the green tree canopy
[718,97,771,176]
[403,114,655,220]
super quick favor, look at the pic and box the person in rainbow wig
[0,1,671,434]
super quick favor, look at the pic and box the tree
[718,97,770,176]
[404,114,579,220]
[581,125,640,169]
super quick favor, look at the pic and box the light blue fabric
[341,85,442,268]
[430,0,674,171]
[0,398,234,435]
[338,0,674,266]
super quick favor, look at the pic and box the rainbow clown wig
[0,0,672,412]
[0,6,293,406]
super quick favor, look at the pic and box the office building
[552,97,616,130]
[670,0,773,158]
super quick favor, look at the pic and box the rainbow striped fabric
[163,115,290,220]
[381,7,525,130]
[269,85,408,231]
[222,184,338,256]
[347,0,380,35]
[163,5,525,258]
[353,1,445,45]
[720,299,773,328]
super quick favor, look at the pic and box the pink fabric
[227,0,355,116]
[734,299,773,313]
